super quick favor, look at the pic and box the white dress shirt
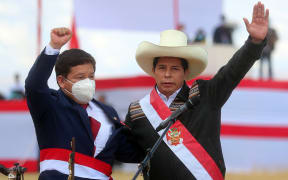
[44,44,60,55]
[156,86,181,107]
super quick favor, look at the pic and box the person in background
[9,73,25,99]
[25,27,143,180]
[193,28,206,43]
[259,24,278,80]
[0,92,5,100]
[176,23,192,44]
[125,2,269,179]
[98,95,106,104]
[213,15,234,45]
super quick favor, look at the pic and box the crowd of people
[176,15,235,45]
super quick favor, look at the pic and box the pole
[36,0,42,55]
[131,120,175,180]
[68,137,75,180]
[173,0,179,29]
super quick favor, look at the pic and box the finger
[51,28,58,34]
[258,3,264,23]
[52,27,63,36]
[60,28,65,36]
[261,3,264,18]
[59,27,70,35]
[265,9,269,22]
[243,18,250,29]
[69,31,73,38]
[68,30,72,37]
[65,28,72,36]
[252,4,258,22]
[257,2,262,18]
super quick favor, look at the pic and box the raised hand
[243,1,269,43]
[49,27,72,49]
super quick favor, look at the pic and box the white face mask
[64,78,96,104]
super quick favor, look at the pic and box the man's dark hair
[153,57,188,71]
[55,49,96,77]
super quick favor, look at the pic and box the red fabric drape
[69,16,79,49]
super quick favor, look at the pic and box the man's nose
[164,69,172,77]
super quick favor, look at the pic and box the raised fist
[49,27,72,49]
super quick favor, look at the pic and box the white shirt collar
[156,86,181,107]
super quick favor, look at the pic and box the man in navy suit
[25,27,143,180]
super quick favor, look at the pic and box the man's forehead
[69,64,95,75]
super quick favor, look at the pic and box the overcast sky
[0,0,287,96]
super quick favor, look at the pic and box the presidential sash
[139,88,223,180]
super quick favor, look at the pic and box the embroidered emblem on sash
[167,127,183,146]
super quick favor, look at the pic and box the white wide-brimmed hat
[136,29,208,80]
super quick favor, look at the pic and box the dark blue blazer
[25,50,144,179]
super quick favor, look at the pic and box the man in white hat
[125,2,269,180]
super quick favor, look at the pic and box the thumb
[243,18,250,30]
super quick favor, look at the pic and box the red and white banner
[0,76,288,172]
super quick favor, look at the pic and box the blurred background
[0,0,288,179]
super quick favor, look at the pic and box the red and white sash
[139,88,223,180]
[40,148,112,180]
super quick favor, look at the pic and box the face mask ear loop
[63,88,74,95]
[63,77,74,95]
[64,77,74,85]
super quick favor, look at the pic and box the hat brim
[136,41,208,80]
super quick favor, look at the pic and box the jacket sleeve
[203,36,267,108]
[25,48,58,121]
[114,105,145,163]
[114,126,145,163]
[96,104,145,164]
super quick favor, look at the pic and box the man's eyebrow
[74,72,85,75]
[72,72,87,76]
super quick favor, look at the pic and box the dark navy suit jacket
[25,50,144,179]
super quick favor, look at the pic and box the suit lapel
[76,105,94,142]
[168,82,190,114]
[176,82,190,101]
[91,99,121,126]
[58,90,94,142]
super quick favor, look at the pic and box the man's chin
[160,84,175,89]
[158,88,176,96]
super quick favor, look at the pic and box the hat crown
[159,30,187,47]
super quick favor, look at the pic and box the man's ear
[57,75,65,89]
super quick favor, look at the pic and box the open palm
[243,2,269,42]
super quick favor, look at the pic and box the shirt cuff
[45,44,60,55]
